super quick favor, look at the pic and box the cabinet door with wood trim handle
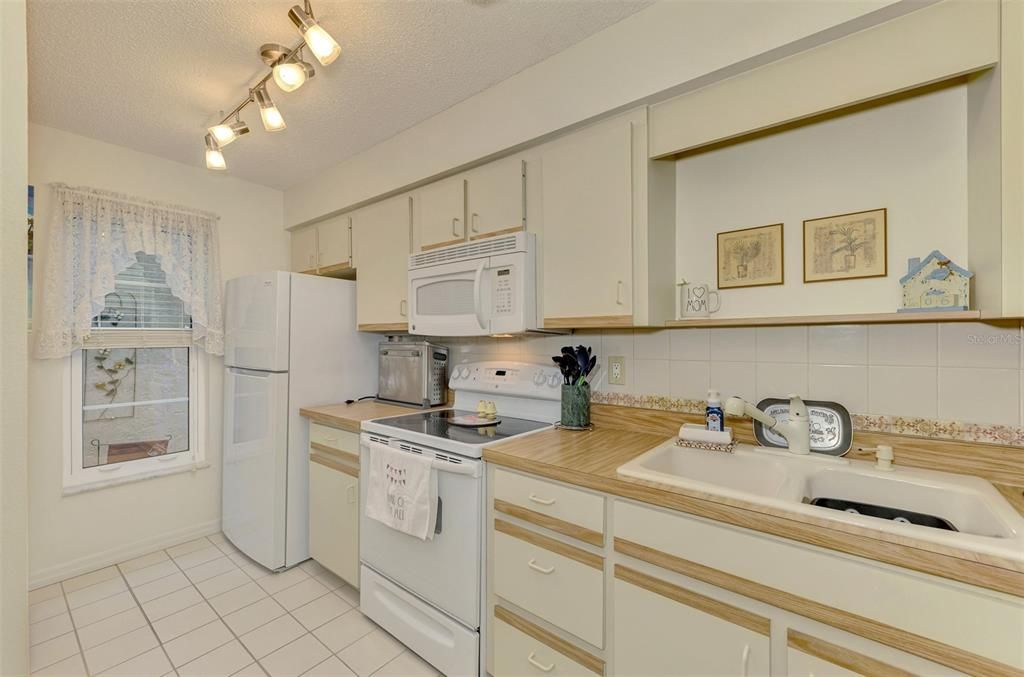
[612,567,770,676]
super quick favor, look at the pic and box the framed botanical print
[717,223,784,289]
[803,208,887,283]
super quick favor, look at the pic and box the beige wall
[283,0,901,227]
[1,0,30,671]
[28,124,288,586]
[676,83,969,318]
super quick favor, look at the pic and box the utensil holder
[560,383,591,429]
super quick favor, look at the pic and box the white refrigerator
[222,272,377,571]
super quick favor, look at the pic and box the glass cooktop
[373,409,550,446]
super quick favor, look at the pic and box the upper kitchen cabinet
[315,213,353,275]
[540,109,675,328]
[291,225,318,273]
[413,175,466,251]
[351,194,412,331]
[289,215,353,276]
[465,155,525,240]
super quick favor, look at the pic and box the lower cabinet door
[612,568,771,677]
[309,460,359,587]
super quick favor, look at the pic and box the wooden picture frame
[803,208,887,283]
[717,223,785,289]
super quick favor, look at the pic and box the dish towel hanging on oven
[365,442,439,540]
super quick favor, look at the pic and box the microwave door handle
[472,260,487,331]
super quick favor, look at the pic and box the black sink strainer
[809,497,958,532]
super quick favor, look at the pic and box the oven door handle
[365,440,481,478]
[472,260,487,332]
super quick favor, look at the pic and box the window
[66,253,205,490]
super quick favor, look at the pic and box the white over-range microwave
[408,232,542,336]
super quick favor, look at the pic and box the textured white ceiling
[27,0,650,190]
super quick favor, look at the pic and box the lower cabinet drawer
[493,468,605,539]
[493,610,601,677]
[493,521,604,648]
[310,423,360,455]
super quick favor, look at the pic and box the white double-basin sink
[617,441,1024,563]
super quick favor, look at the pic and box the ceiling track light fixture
[201,0,340,171]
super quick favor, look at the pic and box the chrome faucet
[724,394,811,455]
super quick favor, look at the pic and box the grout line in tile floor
[29,534,437,677]
[60,576,88,675]
[160,541,268,677]
[112,555,180,676]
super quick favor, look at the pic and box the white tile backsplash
[938,367,1021,426]
[601,330,634,359]
[670,361,711,400]
[710,361,756,402]
[755,326,807,363]
[709,328,756,362]
[634,359,671,397]
[937,322,1022,369]
[808,325,868,365]
[755,363,808,402]
[868,366,938,418]
[669,327,710,361]
[808,364,868,413]
[634,329,670,360]
[441,319,1024,429]
[868,323,937,366]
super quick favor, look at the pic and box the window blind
[85,253,193,348]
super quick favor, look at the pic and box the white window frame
[64,332,207,493]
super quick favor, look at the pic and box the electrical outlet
[608,356,625,385]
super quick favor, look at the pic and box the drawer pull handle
[527,653,554,672]
[527,494,555,506]
[527,559,554,574]
[741,644,750,677]
[324,437,338,443]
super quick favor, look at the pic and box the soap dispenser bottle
[706,390,724,432]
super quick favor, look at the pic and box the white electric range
[359,361,562,677]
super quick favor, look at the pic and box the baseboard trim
[29,519,222,589]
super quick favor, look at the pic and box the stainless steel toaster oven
[377,341,449,407]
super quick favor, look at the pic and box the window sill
[62,460,210,496]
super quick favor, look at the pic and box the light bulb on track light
[289,4,341,66]
[207,120,249,147]
[272,59,314,92]
[255,86,286,131]
[204,134,226,170]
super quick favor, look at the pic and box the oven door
[360,435,483,628]
[408,259,491,336]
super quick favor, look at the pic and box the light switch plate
[608,356,625,385]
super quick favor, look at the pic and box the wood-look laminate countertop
[300,401,443,433]
[483,426,1024,598]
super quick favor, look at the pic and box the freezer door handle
[227,366,271,378]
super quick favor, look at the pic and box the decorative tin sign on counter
[753,398,852,456]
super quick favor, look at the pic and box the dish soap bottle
[706,390,724,432]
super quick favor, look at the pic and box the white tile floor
[28,533,440,677]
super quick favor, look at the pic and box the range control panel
[449,361,562,400]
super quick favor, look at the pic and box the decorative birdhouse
[897,250,973,312]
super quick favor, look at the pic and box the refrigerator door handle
[228,367,272,378]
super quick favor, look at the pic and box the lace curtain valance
[34,184,224,358]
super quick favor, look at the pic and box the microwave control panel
[493,266,514,316]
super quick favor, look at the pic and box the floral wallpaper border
[591,391,1024,448]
